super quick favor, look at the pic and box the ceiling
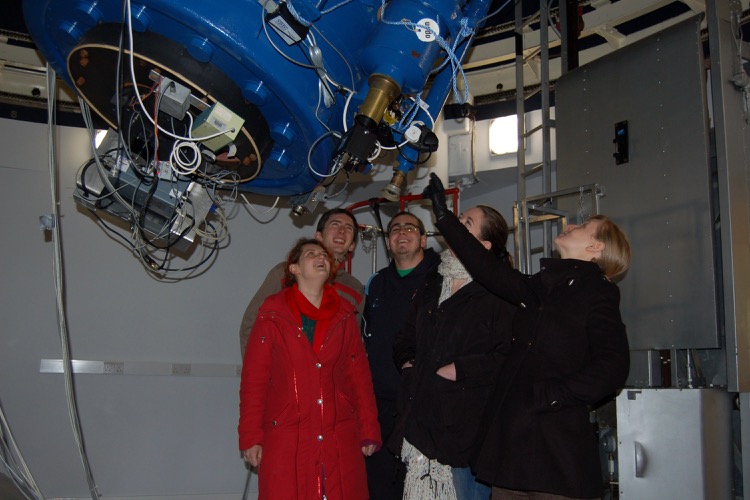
[465,1,707,104]
[1,0,748,123]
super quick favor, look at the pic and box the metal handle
[634,441,647,477]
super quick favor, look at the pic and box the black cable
[93,201,208,274]
[242,468,254,500]
[134,175,157,234]
[152,81,168,164]
[146,203,196,253]
[92,180,217,276]
[395,143,432,165]
[152,225,220,273]
[89,209,137,250]
[76,158,99,196]
[367,198,390,259]
[125,110,151,177]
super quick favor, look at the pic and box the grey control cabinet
[616,388,733,499]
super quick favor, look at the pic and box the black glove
[421,172,449,220]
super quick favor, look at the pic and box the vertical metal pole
[741,392,750,497]
[706,0,750,393]
[540,0,552,258]
[513,202,520,269]
[515,0,527,273]
[559,0,580,73]
[523,201,532,274]
[706,2,750,491]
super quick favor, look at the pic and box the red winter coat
[238,286,380,500]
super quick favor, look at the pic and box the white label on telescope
[415,18,439,42]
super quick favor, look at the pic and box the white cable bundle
[170,140,202,175]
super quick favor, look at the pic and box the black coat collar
[538,258,603,292]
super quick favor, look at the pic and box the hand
[242,445,263,467]
[436,363,456,381]
[362,444,378,456]
[421,173,449,220]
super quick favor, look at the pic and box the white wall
[0,118,273,498]
[0,113,522,499]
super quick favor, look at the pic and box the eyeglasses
[388,223,420,236]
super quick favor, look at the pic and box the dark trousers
[492,488,600,500]
[366,398,406,499]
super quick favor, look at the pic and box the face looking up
[290,243,333,283]
[387,213,427,261]
[553,219,605,261]
[316,213,356,261]
[458,207,493,251]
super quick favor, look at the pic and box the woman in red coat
[239,238,381,499]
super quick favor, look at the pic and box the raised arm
[423,173,532,305]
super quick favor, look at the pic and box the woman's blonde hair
[590,215,631,281]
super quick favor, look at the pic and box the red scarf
[287,284,341,353]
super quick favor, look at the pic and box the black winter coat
[393,273,515,467]
[363,248,441,401]
[436,214,630,499]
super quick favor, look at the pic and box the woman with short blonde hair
[424,173,632,500]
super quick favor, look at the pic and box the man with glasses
[363,211,441,499]
[239,208,364,356]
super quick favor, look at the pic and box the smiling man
[362,211,441,499]
[239,209,364,356]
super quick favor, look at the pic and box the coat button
[550,400,560,408]
[317,435,323,441]
[272,420,277,426]
[315,363,322,368]
[317,398,323,405]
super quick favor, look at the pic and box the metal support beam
[706,0,750,393]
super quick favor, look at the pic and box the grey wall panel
[616,388,733,499]
[555,17,717,350]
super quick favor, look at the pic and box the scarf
[286,283,340,353]
[437,249,472,306]
[401,439,456,500]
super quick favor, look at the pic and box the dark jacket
[392,273,515,467]
[363,248,441,401]
[436,214,630,499]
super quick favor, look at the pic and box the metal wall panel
[616,388,733,499]
[555,17,717,350]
